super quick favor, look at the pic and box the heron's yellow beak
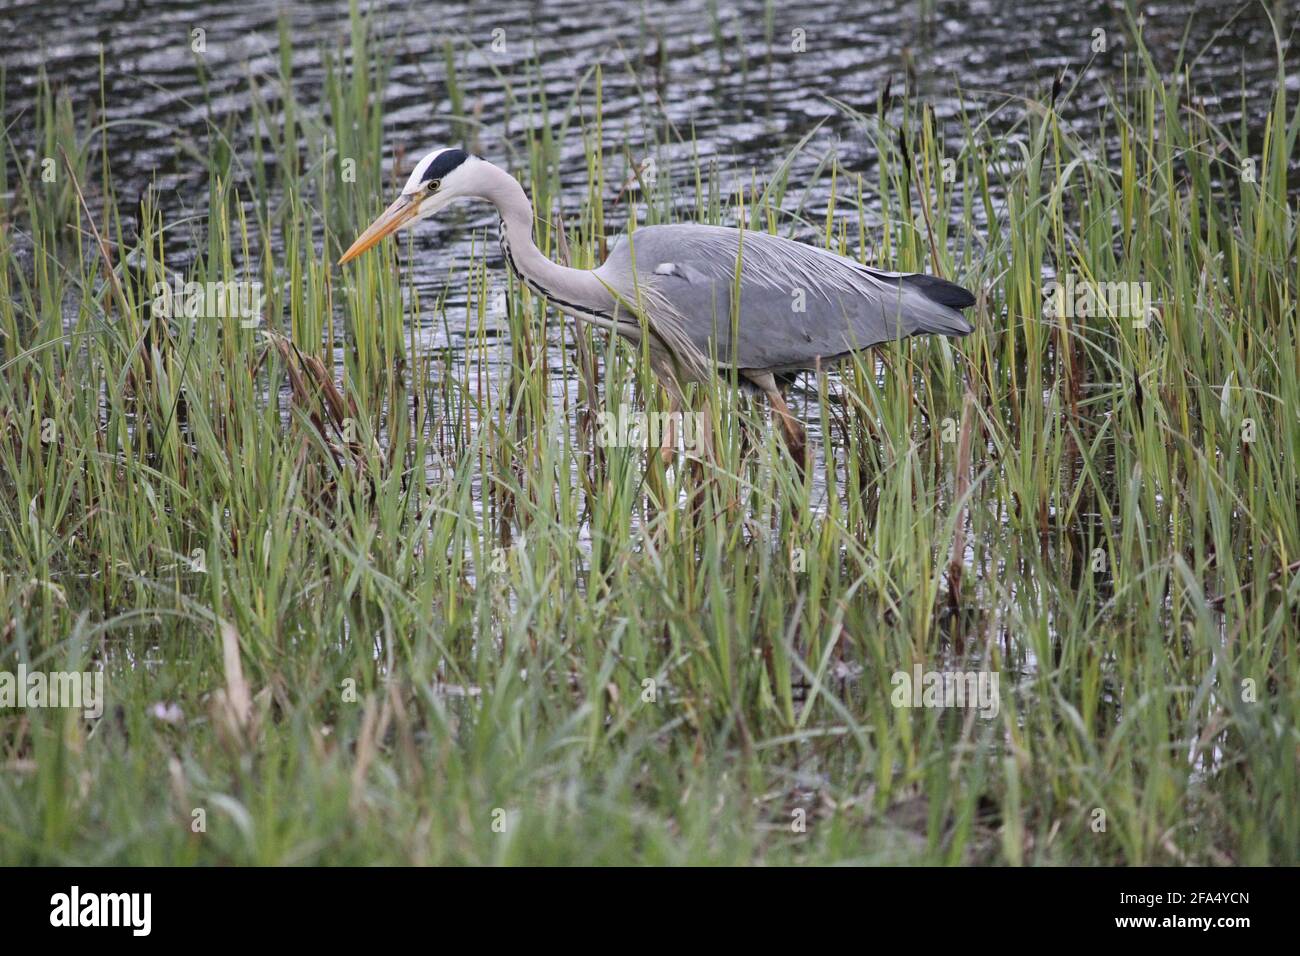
[338,195,420,265]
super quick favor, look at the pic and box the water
[4,0,1293,264]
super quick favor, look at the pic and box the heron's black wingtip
[902,274,977,310]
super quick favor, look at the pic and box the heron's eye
[427,179,441,191]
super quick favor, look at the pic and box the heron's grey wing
[601,224,973,372]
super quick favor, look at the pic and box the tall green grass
[0,7,1296,863]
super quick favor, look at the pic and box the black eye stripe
[420,149,469,183]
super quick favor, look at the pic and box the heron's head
[338,147,484,264]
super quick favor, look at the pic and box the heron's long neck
[479,163,610,315]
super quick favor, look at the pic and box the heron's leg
[746,372,807,469]
[769,389,807,469]
[648,354,689,465]
[659,394,678,464]
[698,393,716,464]
[737,393,757,462]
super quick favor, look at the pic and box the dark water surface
[4,0,1294,262]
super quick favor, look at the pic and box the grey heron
[339,148,976,463]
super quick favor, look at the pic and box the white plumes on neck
[471,159,612,323]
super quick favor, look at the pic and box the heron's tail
[899,273,976,336]
[901,273,976,309]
